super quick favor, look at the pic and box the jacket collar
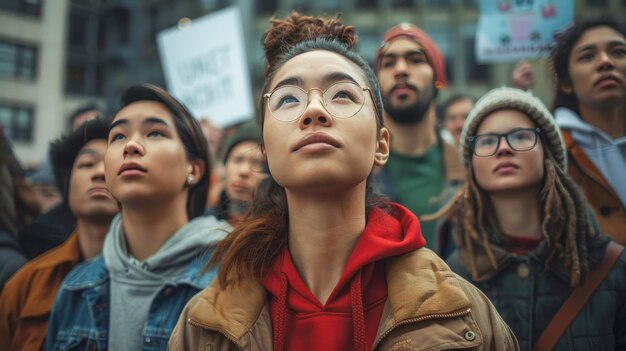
[30,229,82,270]
[457,226,611,284]
[19,230,82,319]
[187,248,473,345]
[62,248,217,291]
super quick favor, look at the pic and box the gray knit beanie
[459,87,566,170]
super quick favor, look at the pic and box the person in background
[169,12,517,351]
[444,87,626,350]
[46,84,230,351]
[510,60,537,91]
[206,119,267,225]
[441,94,475,146]
[18,103,106,259]
[551,18,626,245]
[0,118,118,351]
[373,22,464,253]
[68,102,103,131]
[0,127,39,290]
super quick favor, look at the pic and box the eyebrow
[274,72,360,90]
[575,39,626,53]
[381,49,426,58]
[109,116,171,133]
[77,148,99,157]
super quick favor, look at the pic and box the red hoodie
[261,203,426,351]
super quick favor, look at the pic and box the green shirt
[385,145,445,249]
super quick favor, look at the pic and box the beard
[383,83,435,125]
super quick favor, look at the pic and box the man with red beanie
[374,23,464,257]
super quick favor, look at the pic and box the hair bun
[262,12,358,71]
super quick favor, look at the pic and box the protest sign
[158,6,253,127]
[476,0,574,63]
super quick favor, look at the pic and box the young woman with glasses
[439,87,626,350]
[168,12,517,351]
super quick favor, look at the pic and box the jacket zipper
[187,318,244,350]
[371,308,472,350]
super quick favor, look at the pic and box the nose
[299,91,334,129]
[123,138,145,157]
[597,50,614,71]
[393,58,409,80]
[92,160,106,183]
[495,135,514,156]
[238,161,252,177]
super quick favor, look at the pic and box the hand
[511,60,536,91]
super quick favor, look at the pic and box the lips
[594,74,620,87]
[493,162,519,173]
[293,132,341,152]
[391,82,418,94]
[88,186,112,197]
[118,162,147,176]
[230,182,250,192]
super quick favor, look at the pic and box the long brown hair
[208,13,384,287]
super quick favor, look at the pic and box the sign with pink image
[476,0,573,63]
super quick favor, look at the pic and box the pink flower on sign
[498,1,511,12]
[542,4,557,18]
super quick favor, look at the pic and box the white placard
[157,6,254,127]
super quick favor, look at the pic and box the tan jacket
[562,130,626,245]
[168,248,519,350]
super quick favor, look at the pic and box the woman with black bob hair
[46,84,230,350]
[551,17,626,244]
[169,13,517,351]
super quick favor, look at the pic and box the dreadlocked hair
[208,12,384,287]
[437,139,595,287]
[262,12,357,75]
[539,148,594,286]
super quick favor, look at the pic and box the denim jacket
[45,251,217,351]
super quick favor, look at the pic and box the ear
[374,128,390,167]
[186,159,206,186]
[558,80,573,95]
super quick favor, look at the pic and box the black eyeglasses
[469,128,542,157]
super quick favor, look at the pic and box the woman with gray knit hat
[440,87,626,350]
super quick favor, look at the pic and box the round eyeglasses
[263,81,379,122]
[469,128,542,157]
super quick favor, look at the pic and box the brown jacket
[0,230,82,351]
[168,248,519,351]
[562,130,626,245]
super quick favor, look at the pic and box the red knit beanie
[375,23,448,90]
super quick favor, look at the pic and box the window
[585,0,608,6]
[425,0,451,8]
[392,0,414,8]
[0,0,42,17]
[0,102,34,142]
[464,36,491,82]
[0,40,37,80]
[66,62,86,94]
[356,0,377,9]
[68,11,89,49]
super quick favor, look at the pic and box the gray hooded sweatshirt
[103,214,230,351]
[555,107,626,207]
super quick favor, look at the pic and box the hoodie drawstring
[274,270,366,351]
[351,270,366,351]
[274,272,288,351]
